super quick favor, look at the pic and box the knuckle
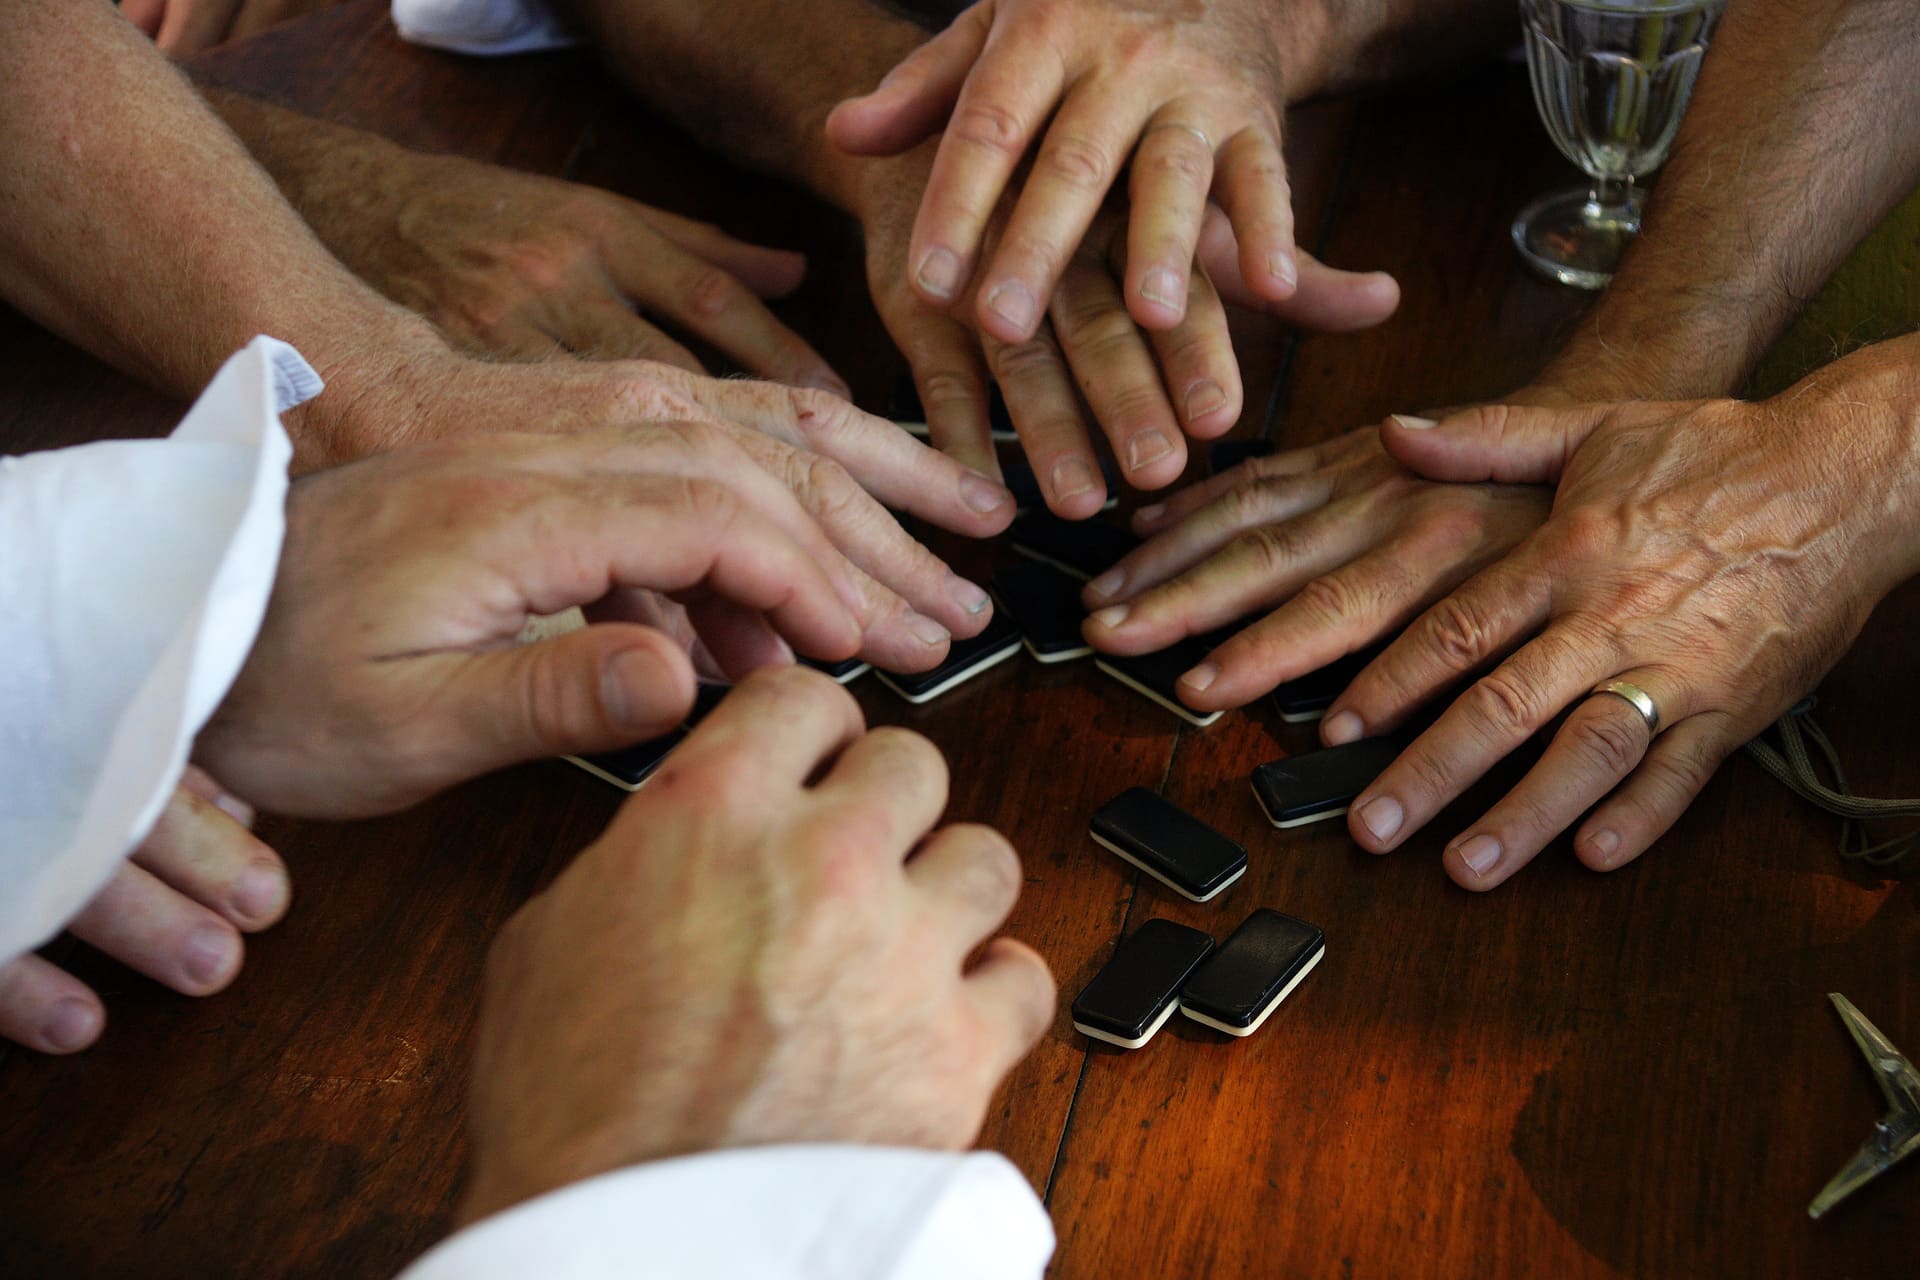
[917,368,982,415]
[680,266,743,317]
[1422,594,1500,671]
[787,386,853,442]
[1234,521,1310,579]
[1568,710,1644,777]
[1395,746,1459,806]
[786,451,862,524]
[946,824,1023,917]
[1036,131,1112,192]
[990,336,1063,383]
[1139,137,1212,186]
[1464,670,1544,738]
[1294,573,1364,627]
[951,100,1027,158]
[863,726,951,795]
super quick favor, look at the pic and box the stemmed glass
[1514,0,1726,289]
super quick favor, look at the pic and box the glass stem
[1587,174,1638,225]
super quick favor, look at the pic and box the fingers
[178,762,255,828]
[1346,623,1622,860]
[1195,211,1399,331]
[0,954,104,1055]
[899,308,1002,480]
[1124,116,1218,330]
[121,0,166,37]
[907,27,1066,308]
[1048,252,1186,492]
[1380,402,1611,485]
[130,783,290,931]
[1143,261,1242,441]
[662,664,866,789]
[984,328,1108,518]
[824,5,989,157]
[1573,715,1737,872]
[1214,124,1297,303]
[1128,444,1324,537]
[905,822,1019,941]
[627,207,809,299]
[602,239,846,393]
[975,84,1150,344]
[660,372,1016,539]
[1434,668,1682,891]
[816,727,952,854]
[1329,553,1555,741]
[541,292,703,372]
[1088,464,1341,610]
[406,623,699,775]
[962,936,1056,1078]
[67,861,244,998]
[155,0,241,55]
[683,599,795,680]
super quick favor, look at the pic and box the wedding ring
[1145,121,1214,152]
[1590,679,1660,736]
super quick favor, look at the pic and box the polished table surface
[3,4,1919,1276]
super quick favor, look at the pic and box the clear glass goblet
[1514,0,1725,289]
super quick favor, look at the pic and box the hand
[0,768,289,1054]
[1328,342,1920,890]
[1081,424,1551,707]
[295,347,1014,651]
[459,666,1054,1222]
[122,0,335,55]
[198,424,888,818]
[829,0,1350,342]
[293,134,845,390]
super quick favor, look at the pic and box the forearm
[0,0,443,459]
[549,0,929,210]
[1536,0,1920,402]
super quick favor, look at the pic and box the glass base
[1511,185,1647,290]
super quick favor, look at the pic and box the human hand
[1328,346,1920,890]
[0,767,289,1054]
[1081,424,1551,708]
[459,666,1054,1222]
[122,0,335,56]
[293,134,844,390]
[828,0,1364,342]
[197,424,901,818]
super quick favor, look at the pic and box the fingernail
[1180,662,1218,692]
[1183,380,1226,426]
[601,647,666,729]
[948,572,991,615]
[42,998,101,1052]
[1127,429,1173,473]
[1357,794,1403,842]
[182,925,238,987]
[1090,603,1131,629]
[207,790,255,828]
[1135,502,1166,526]
[1051,456,1098,501]
[985,280,1039,334]
[1391,413,1437,430]
[806,372,852,399]
[959,470,1012,514]
[1322,710,1364,746]
[1139,268,1184,310]
[1086,566,1126,602]
[1454,834,1503,878]
[1586,827,1621,865]
[916,248,962,300]
[230,861,289,925]
[908,613,951,646]
[1269,250,1297,289]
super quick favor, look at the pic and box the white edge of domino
[1179,943,1325,1038]
[876,638,1021,704]
[1073,998,1182,1050]
[1249,779,1351,830]
[1089,831,1244,903]
[1095,660,1225,727]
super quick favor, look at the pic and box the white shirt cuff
[397,1146,1054,1279]
[391,0,577,55]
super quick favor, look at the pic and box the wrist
[1803,333,1920,591]
[277,309,461,470]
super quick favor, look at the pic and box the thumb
[824,9,987,156]
[422,624,699,776]
[1379,402,1609,485]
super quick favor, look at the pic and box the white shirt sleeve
[0,336,319,965]
[398,1146,1054,1279]
[390,0,577,55]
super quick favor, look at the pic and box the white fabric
[0,336,317,965]
[399,1146,1054,1279]
[391,0,576,55]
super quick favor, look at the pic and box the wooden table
[4,4,1918,1276]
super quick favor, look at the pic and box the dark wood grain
[2,4,1917,1279]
